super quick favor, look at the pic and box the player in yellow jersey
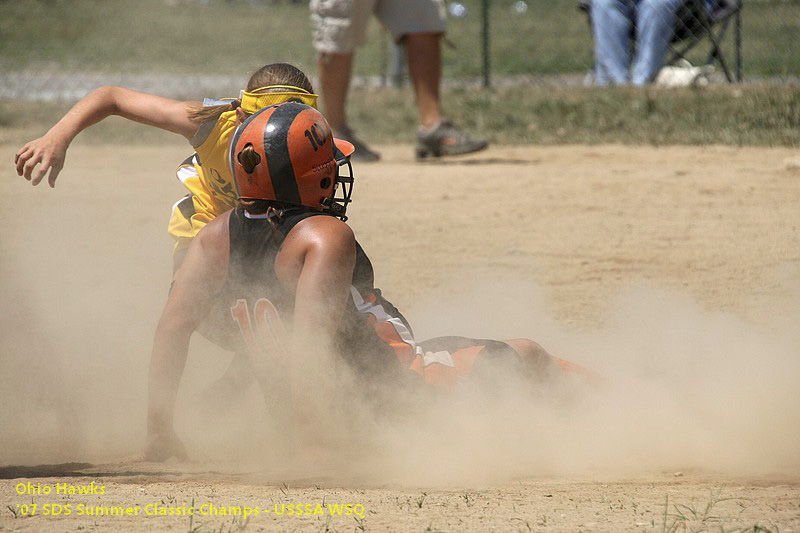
[15,62,317,269]
[15,64,319,447]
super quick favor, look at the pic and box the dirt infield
[1,143,799,532]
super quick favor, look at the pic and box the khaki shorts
[311,0,446,53]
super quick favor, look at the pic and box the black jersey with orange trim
[222,207,523,389]
[224,207,411,382]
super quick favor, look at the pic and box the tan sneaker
[416,119,488,159]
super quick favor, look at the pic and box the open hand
[15,134,69,188]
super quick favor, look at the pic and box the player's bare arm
[145,213,231,461]
[15,86,199,188]
[274,215,356,435]
[275,215,357,338]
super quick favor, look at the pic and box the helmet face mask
[229,102,355,220]
[322,155,354,221]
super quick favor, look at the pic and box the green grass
[0,0,314,76]
[356,83,800,146]
[0,0,798,79]
[3,84,797,147]
[658,490,776,533]
[0,0,797,147]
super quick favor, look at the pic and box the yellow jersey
[167,108,239,253]
[166,86,319,254]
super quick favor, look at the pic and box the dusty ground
[1,143,799,532]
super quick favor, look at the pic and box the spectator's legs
[404,32,443,129]
[317,51,354,131]
[405,30,487,159]
[632,0,683,84]
[592,0,634,84]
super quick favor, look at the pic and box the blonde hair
[188,63,314,124]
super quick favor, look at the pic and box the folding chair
[668,0,742,81]
[579,0,743,82]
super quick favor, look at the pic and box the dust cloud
[4,142,799,489]
[356,277,800,485]
[0,194,170,465]
[3,251,798,486]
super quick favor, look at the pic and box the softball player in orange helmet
[145,103,597,461]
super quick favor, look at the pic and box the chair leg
[735,3,742,81]
[705,18,734,82]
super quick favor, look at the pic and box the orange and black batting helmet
[228,102,355,220]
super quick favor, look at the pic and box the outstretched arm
[274,216,356,438]
[15,86,199,188]
[145,213,230,461]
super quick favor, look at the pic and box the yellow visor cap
[239,86,318,114]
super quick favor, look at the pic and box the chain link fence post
[482,0,491,88]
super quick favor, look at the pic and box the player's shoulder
[287,213,355,251]
[294,212,353,235]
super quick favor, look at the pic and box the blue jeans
[592,0,684,85]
